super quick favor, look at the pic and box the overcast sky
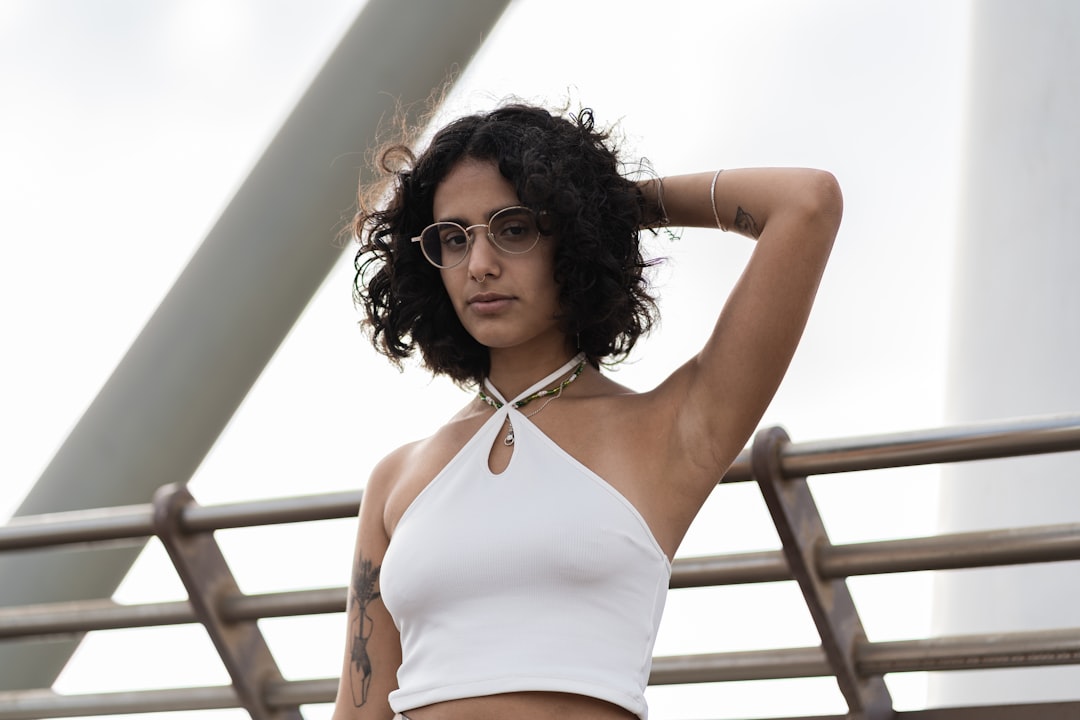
[1,1,971,718]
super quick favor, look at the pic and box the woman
[333,103,841,720]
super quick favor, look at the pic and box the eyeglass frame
[410,205,544,269]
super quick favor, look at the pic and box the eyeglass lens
[419,206,539,268]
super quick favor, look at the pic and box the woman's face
[432,158,565,355]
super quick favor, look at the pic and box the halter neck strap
[482,352,587,407]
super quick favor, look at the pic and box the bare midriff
[403,692,638,720]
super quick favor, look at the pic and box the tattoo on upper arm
[349,556,381,707]
[734,206,760,239]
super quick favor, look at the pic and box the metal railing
[2,413,1080,719]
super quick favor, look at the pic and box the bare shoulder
[375,399,492,536]
[368,401,481,488]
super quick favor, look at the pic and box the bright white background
[0,1,970,718]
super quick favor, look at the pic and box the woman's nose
[466,230,500,280]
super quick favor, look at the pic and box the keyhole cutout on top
[486,417,515,474]
[476,353,587,476]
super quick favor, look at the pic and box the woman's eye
[441,231,468,247]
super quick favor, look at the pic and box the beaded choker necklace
[478,355,587,446]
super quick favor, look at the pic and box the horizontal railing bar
[4,414,1078,553]
[4,628,1077,718]
[858,627,1080,673]
[0,588,347,641]
[265,678,338,708]
[0,685,238,720]
[777,413,1080,478]
[649,647,830,684]
[670,550,790,587]
[0,493,363,553]
[0,599,195,639]
[181,490,361,532]
[5,521,1080,641]
[720,447,753,482]
[673,521,1080,588]
[0,504,155,552]
[896,699,1080,719]
[221,586,345,620]
[819,521,1080,577]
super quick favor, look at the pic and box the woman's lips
[468,292,513,314]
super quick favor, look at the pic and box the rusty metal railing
[2,413,1080,719]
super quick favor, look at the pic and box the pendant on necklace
[485,354,586,449]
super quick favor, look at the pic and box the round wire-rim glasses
[411,205,542,269]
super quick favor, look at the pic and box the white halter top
[380,356,671,719]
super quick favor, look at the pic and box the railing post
[752,426,893,719]
[152,484,301,720]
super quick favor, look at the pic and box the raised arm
[332,458,402,720]
[643,168,842,505]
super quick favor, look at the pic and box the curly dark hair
[353,102,659,386]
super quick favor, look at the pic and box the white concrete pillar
[0,0,510,691]
[932,0,1080,706]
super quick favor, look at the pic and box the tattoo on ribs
[349,556,381,707]
[733,206,760,239]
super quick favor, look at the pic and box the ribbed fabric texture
[381,363,671,720]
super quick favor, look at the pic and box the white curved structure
[932,0,1080,706]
